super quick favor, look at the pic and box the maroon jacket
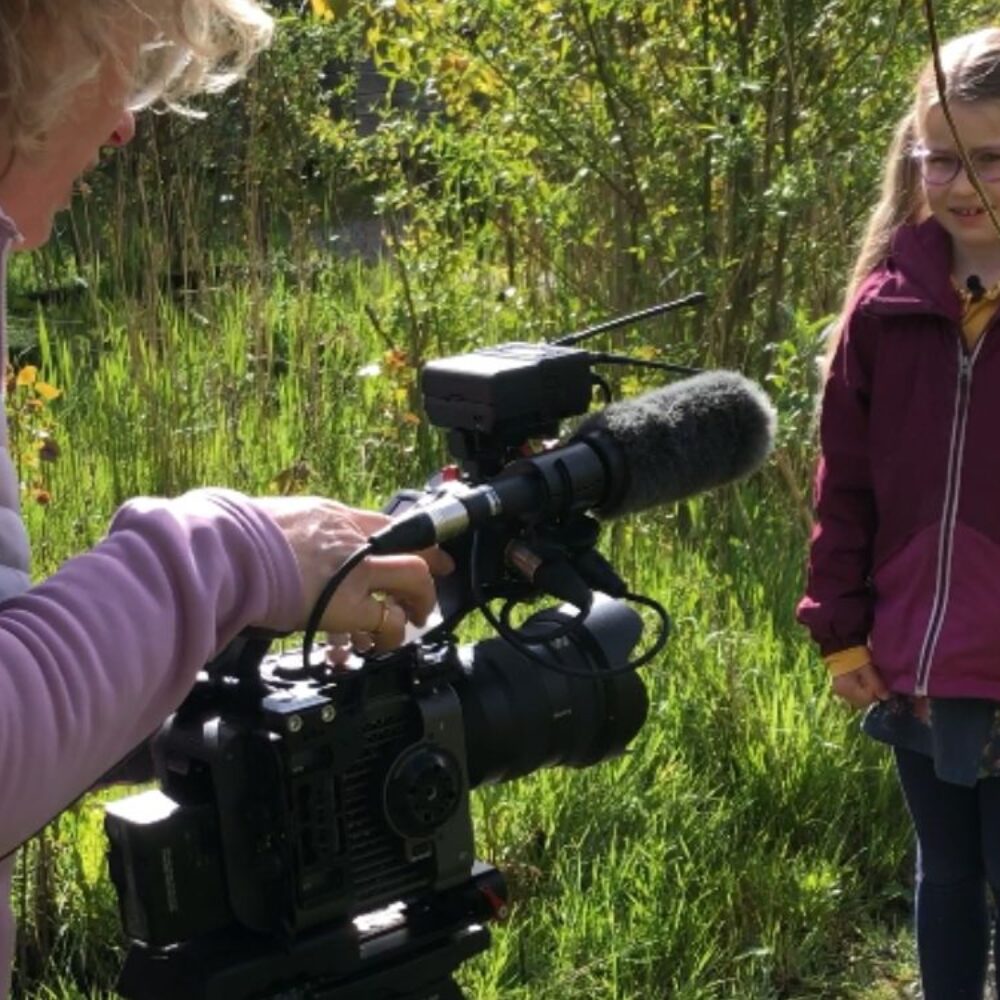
[798,216,1000,699]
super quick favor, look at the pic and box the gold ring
[369,598,391,637]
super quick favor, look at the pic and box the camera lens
[453,595,649,787]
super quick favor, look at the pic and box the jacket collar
[860,216,961,323]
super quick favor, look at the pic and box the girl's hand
[253,496,451,652]
[831,661,889,710]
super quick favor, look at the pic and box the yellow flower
[310,0,334,21]
[35,382,61,401]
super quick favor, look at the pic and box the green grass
[456,549,911,999]
[6,262,916,999]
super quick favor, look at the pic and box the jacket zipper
[914,338,982,695]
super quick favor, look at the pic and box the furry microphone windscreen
[574,370,776,518]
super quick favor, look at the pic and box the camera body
[106,637,476,947]
[107,595,647,946]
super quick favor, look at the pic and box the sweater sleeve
[0,488,302,856]
[823,644,872,676]
[796,308,878,657]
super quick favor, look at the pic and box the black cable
[619,590,671,668]
[470,530,669,679]
[479,595,615,677]
[470,530,585,673]
[499,594,585,644]
[301,542,374,673]
[297,529,670,679]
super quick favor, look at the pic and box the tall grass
[5,258,912,999]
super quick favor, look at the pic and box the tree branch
[923,0,1000,242]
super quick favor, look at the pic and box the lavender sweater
[0,209,303,995]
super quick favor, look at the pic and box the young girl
[0,3,446,995]
[798,27,1000,1000]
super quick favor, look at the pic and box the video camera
[103,298,773,1000]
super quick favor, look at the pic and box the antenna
[553,293,707,348]
[587,352,701,376]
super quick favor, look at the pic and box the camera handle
[465,517,671,679]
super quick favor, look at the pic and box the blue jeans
[894,746,1000,999]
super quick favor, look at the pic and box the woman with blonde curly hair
[0,5,446,994]
[0,0,275,243]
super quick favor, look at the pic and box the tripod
[115,865,507,1000]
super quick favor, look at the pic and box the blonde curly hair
[0,0,274,155]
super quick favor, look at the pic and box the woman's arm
[0,488,302,856]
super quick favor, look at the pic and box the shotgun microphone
[367,370,776,554]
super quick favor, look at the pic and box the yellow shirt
[954,276,1000,349]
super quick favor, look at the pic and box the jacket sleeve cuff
[823,645,871,677]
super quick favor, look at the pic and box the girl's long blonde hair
[831,28,1000,356]
[0,0,274,155]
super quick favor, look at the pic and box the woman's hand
[830,661,889,710]
[253,496,452,653]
